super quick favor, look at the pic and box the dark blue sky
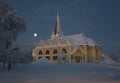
[10,0,120,57]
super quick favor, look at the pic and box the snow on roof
[47,39,52,46]
[87,38,98,46]
[38,33,99,47]
[57,37,62,44]
[67,34,87,45]
[66,34,99,46]
[39,40,45,47]
[49,37,63,45]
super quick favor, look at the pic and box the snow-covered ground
[0,58,120,83]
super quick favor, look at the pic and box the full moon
[34,33,37,37]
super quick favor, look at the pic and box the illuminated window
[53,49,58,54]
[62,48,67,54]
[39,50,42,55]
[46,50,50,55]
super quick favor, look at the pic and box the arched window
[39,50,42,55]
[46,50,50,55]
[75,49,81,55]
[53,49,58,54]
[62,48,67,54]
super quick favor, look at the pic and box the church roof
[66,34,99,46]
[67,34,87,45]
[37,13,100,47]
[38,33,100,47]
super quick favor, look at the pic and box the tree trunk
[8,61,11,71]
[2,62,5,67]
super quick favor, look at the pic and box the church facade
[32,14,101,63]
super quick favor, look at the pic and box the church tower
[51,13,63,39]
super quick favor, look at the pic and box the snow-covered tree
[108,54,119,62]
[10,45,32,63]
[0,0,26,70]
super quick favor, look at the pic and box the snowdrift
[101,58,119,65]
[0,62,120,83]
[31,57,53,65]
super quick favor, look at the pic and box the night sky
[10,0,120,57]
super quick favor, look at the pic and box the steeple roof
[51,13,63,38]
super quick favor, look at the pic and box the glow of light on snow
[34,33,37,37]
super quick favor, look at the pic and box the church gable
[45,40,51,46]
[37,40,44,47]
[53,39,59,45]
[61,37,68,45]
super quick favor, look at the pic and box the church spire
[51,12,63,39]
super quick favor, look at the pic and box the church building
[32,13,101,63]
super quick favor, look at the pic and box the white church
[32,13,101,63]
